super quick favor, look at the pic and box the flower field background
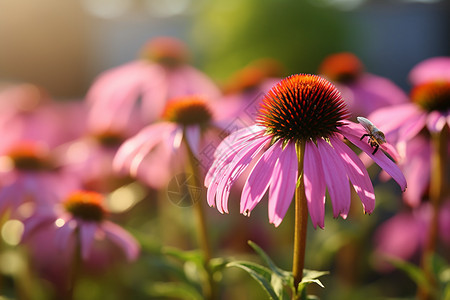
[0,1,448,299]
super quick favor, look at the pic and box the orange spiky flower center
[6,142,51,171]
[257,74,349,142]
[162,96,212,126]
[64,191,106,222]
[411,81,450,112]
[140,37,189,68]
[318,52,364,83]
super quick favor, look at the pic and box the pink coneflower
[86,36,221,134]
[22,190,139,263]
[373,201,450,271]
[0,141,76,218]
[368,57,450,206]
[318,52,409,118]
[57,130,132,193]
[113,95,228,189]
[218,59,284,126]
[205,74,406,228]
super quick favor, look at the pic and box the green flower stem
[292,140,307,298]
[419,126,448,300]
[67,229,82,300]
[184,138,216,300]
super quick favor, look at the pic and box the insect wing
[357,116,375,134]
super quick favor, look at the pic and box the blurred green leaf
[145,282,203,300]
[248,240,292,280]
[162,247,204,266]
[387,257,431,294]
[226,261,280,300]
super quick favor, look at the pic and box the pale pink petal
[402,136,431,207]
[240,140,283,216]
[330,136,375,213]
[102,221,140,261]
[409,57,450,85]
[113,123,176,176]
[212,125,265,159]
[167,66,221,100]
[79,222,99,260]
[215,136,270,213]
[205,128,255,187]
[340,124,407,191]
[398,111,427,142]
[205,125,265,186]
[113,123,172,172]
[268,141,298,227]
[426,111,447,133]
[304,142,326,229]
[317,139,350,219]
[185,125,201,158]
[368,104,425,142]
[54,219,77,251]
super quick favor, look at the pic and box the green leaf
[162,247,204,266]
[387,257,431,292]
[227,261,280,300]
[145,282,203,300]
[297,269,329,294]
[248,241,292,279]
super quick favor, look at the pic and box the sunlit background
[0,0,448,97]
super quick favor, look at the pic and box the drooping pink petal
[54,218,77,251]
[102,221,140,261]
[330,136,375,213]
[184,125,201,157]
[368,104,425,142]
[215,136,270,213]
[402,136,431,207]
[426,111,447,133]
[240,140,283,216]
[268,141,298,227]
[317,139,350,219]
[113,122,174,174]
[205,126,265,186]
[340,124,407,191]
[79,222,99,260]
[398,111,427,142]
[304,142,326,229]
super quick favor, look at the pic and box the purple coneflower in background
[373,201,450,271]
[205,74,406,228]
[113,95,228,189]
[86,36,221,134]
[0,141,76,218]
[22,190,139,263]
[369,56,450,206]
[318,52,409,119]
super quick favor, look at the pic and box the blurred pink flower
[218,58,284,126]
[409,56,450,85]
[0,83,86,150]
[86,36,221,134]
[373,201,450,271]
[369,56,450,206]
[0,141,77,218]
[57,131,132,193]
[113,95,228,189]
[22,190,140,263]
[318,52,409,118]
[205,74,406,228]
